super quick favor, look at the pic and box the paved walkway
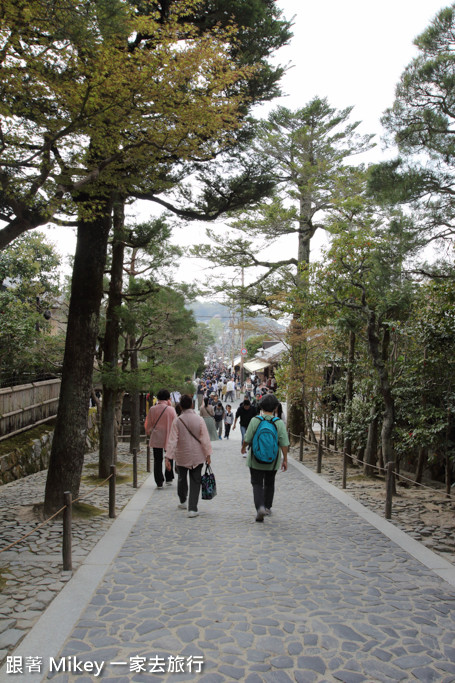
[2,410,455,683]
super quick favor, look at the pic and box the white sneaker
[177,503,186,509]
[264,508,272,516]
[188,511,199,518]
[255,506,266,522]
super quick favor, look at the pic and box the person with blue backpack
[241,393,289,522]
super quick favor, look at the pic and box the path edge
[0,474,156,683]
[291,459,455,588]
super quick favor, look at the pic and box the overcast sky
[50,0,450,283]
[269,0,448,143]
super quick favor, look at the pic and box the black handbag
[201,464,217,500]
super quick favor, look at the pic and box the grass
[72,502,104,518]
[82,461,135,485]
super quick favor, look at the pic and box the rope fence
[0,440,151,571]
[289,430,453,521]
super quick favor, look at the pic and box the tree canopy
[370,3,455,249]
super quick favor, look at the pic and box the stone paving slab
[0,446,150,667]
[2,421,455,683]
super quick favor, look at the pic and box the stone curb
[292,460,455,588]
[0,473,156,683]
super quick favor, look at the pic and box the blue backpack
[252,416,280,464]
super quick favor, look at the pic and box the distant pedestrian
[199,397,218,441]
[165,394,212,518]
[197,381,205,409]
[244,376,253,399]
[274,401,286,424]
[233,398,257,454]
[224,404,234,439]
[170,390,181,406]
[241,393,289,522]
[144,389,177,489]
[214,401,225,440]
[225,378,235,402]
[251,391,263,409]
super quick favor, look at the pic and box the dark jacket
[235,404,257,428]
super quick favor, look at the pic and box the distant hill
[188,300,284,333]
[188,301,231,322]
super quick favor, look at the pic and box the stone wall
[0,408,99,486]
[0,429,54,485]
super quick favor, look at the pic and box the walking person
[225,377,235,402]
[251,391,263,410]
[233,398,257,454]
[244,376,253,400]
[144,389,177,489]
[224,404,234,439]
[170,389,181,407]
[165,394,212,518]
[213,401,225,440]
[241,393,289,522]
[197,381,205,409]
[200,397,218,441]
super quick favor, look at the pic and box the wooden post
[317,439,323,474]
[146,444,151,473]
[109,465,116,518]
[446,449,452,498]
[62,491,72,571]
[342,449,347,489]
[385,461,394,519]
[133,448,138,488]
[299,432,304,462]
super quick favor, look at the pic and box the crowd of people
[144,364,288,522]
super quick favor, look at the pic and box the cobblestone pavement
[0,445,150,665]
[295,446,455,567]
[4,414,454,683]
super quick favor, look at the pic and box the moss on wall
[0,410,99,486]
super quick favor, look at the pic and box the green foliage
[193,98,375,317]
[0,0,293,249]
[245,334,267,357]
[0,233,64,384]
[372,4,455,247]
[393,278,455,454]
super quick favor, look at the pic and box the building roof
[243,358,271,373]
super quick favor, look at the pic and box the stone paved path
[2,411,455,683]
[0,446,150,665]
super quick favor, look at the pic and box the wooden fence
[0,379,60,441]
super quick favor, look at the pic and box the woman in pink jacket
[165,394,212,518]
[144,389,177,488]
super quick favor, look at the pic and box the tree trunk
[99,201,126,478]
[343,330,355,465]
[114,390,125,453]
[367,313,395,470]
[445,448,452,497]
[415,446,427,484]
[44,200,112,514]
[364,404,379,477]
[129,346,141,453]
[288,202,313,441]
[287,318,306,443]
